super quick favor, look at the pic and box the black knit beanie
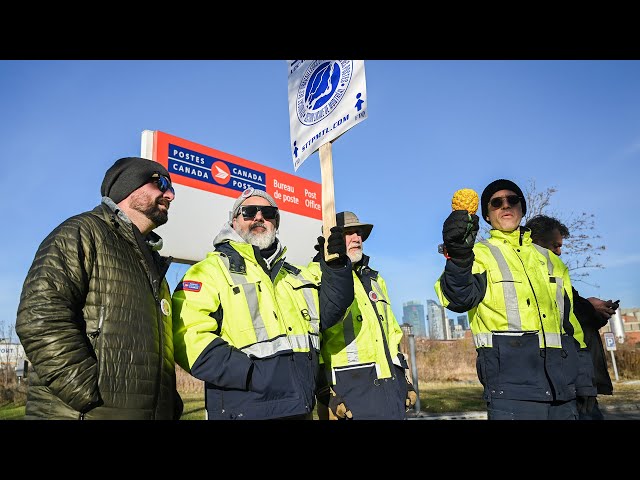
[101,157,171,204]
[480,179,526,223]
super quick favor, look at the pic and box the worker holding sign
[171,188,353,420]
[434,179,595,420]
[310,211,415,420]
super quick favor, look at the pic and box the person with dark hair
[435,179,595,420]
[310,211,415,420]
[525,214,617,420]
[171,187,354,420]
[16,157,183,420]
[523,215,569,253]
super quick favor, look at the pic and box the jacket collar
[489,226,532,247]
[218,239,286,267]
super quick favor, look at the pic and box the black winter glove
[576,395,597,415]
[328,387,353,420]
[315,226,348,268]
[442,210,479,268]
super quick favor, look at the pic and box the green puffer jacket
[16,199,182,420]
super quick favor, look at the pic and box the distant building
[457,314,470,330]
[0,341,25,368]
[449,318,456,335]
[426,299,448,340]
[402,301,427,338]
[451,324,465,339]
[598,307,640,345]
[620,308,640,345]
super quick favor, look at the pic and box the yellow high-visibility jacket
[309,254,408,420]
[172,237,323,420]
[435,227,596,402]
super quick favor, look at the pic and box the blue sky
[2,60,639,336]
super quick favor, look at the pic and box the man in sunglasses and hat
[17,157,183,420]
[434,179,595,420]
[310,211,415,420]
[172,187,354,420]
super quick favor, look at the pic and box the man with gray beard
[309,211,416,420]
[172,187,353,420]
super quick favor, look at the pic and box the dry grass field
[2,335,639,420]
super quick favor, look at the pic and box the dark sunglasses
[343,227,362,237]
[151,174,175,196]
[240,205,279,220]
[489,194,521,209]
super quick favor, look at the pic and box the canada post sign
[142,130,323,266]
[170,144,267,194]
[150,131,322,219]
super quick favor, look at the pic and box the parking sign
[604,332,616,351]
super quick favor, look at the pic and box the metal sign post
[401,323,420,414]
[603,332,619,381]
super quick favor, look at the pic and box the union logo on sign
[296,60,353,126]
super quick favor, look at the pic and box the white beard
[347,249,363,264]
[243,227,276,250]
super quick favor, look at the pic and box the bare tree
[479,179,605,286]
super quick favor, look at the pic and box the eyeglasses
[239,205,279,220]
[489,194,521,209]
[151,174,175,196]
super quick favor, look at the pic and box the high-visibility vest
[310,261,404,383]
[435,228,587,350]
[172,241,321,371]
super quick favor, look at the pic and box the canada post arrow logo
[212,161,230,185]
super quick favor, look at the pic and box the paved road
[408,404,640,420]
[600,404,640,420]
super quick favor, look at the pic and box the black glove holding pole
[315,226,348,268]
[442,210,479,268]
[328,387,353,419]
[405,375,417,410]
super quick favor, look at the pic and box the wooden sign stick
[319,142,339,262]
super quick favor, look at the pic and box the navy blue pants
[487,398,578,420]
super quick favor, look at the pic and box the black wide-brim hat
[336,211,373,242]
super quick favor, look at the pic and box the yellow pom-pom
[451,188,479,214]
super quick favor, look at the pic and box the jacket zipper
[140,257,164,421]
[82,306,105,420]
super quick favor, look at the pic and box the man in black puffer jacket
[16,157,183,420]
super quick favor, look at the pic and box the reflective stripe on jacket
[435,227,596,401]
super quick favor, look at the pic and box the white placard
[288,60,368,171]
